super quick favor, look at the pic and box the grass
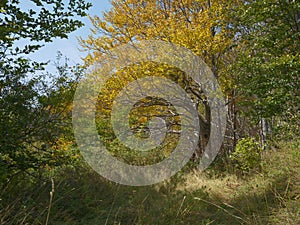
[0,139,299,224]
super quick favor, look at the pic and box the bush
[230,137,262,173]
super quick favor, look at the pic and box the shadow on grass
[1,152,299,225]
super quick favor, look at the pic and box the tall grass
[0,140,299,224]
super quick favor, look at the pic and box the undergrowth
[0,140,299,225]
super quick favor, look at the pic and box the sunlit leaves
[0,0,91,177]
[235,0,300,119]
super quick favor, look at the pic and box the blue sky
[27,0,112,73]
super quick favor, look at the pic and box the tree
[233,0,300,141]
[80,0,238,160]
[0,0,91,181]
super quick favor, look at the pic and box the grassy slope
[1,140,299,225]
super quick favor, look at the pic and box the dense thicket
[0,0,91,181]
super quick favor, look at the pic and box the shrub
[230,137,262,173]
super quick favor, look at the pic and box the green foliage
[234,0,300,120]
[230,137,262,173]
[0,0,91,180]
[0,54,84,179]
